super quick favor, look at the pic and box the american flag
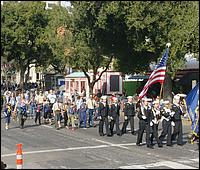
[139,48,169,99]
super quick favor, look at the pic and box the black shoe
[177,143,183,146]
[147,145,154,149]
[158,144,163,148]
[166,144,173,147]
[99,133,104,136]
[132,131,136,135]
[117,133,122,136]
[136,143,142,146]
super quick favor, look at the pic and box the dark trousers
[88,109,94,127]
[18,114,25,128]
[79,111,87,128]
[171,121,183,145]
[150,124,161,145]
[63,111,68,127]
[121,116,135,134]
[159,120,172,145]
[35,111,41,125]
[110,116,121,135]
[99,117,111,136]
[136,120,151,146]
[54,113,61,128]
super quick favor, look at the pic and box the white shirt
[48,93,57,104]
[86,98,95,109]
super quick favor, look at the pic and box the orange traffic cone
[16,143,23,169]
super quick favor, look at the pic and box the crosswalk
[119,158,199,169]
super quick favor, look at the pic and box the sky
[61,1,71,8]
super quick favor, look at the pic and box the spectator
[86,94,96,127]
[4,103,12,130]
[52,99,62,130]
[79,99,87,129]
[67,102,76,130]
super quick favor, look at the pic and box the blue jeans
[79,111,87,128]
[88,109,94,127]
[30,106,36,117]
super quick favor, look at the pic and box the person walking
[109,97,121,136]
[150,99,163,147]
[14,93,27,129]
[79,99,87,129]
[4,103,12,130]
[62,99,69,128]
[121,96,136,135]
[29,96,37,119]
[136,97,153,149]
[159,100,175,147]
[98,96,111,136]
[52,98,63,130]
[67,101,76,130]
[86,94,96,127]
[171,95,185,146]
[35,91,44,125]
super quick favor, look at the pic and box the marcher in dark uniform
[150,99,163,147]
[109,97,121,136]
[121,96,136,135]
[159,100,174,146]
[136,97,153,148]
[98,96,111,136]
[171,95,185,146]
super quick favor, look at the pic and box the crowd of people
[1,87,189,149]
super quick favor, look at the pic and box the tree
[43,5,73,76]
[67,1,118,94]
[94,1,199,101]
[1,1,50,89]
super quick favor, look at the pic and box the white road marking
[119,160,198,169]
[60,165,68,169]
[42,125,53,128]
[1,145,109,157]
[94,139,129,149]
[190,158,199,162]
[160,161,197,169]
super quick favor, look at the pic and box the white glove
[124,116,128,120]
[171,121,175,126]
[110,116,113,120]
[170,111,175,116]
[108,116,110,119]
[150,121,153,126]
[142,115,147,119]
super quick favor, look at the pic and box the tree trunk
[163,73,173,103]
[25,65,30,85]
[89,82,95,95]
[20,68,26,91]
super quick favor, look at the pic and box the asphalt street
[1,115,199,169]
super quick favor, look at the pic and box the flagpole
[159,83,164,99]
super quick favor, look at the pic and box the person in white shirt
[52,99,63,130]
[47,90,57,120]
[86,95,96,127]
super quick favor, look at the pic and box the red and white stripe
[139,66,166,99]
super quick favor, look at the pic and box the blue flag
[185,82,199,137]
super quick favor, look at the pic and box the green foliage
[43,5,72,74]
[1,1,50,85]
[95,1,199,76]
